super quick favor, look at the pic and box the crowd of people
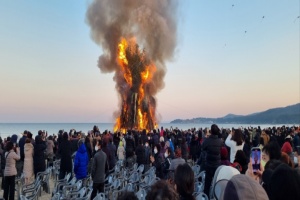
[0,124,300,200]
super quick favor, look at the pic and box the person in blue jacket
[74,139,89,180]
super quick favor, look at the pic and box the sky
[0,0,299,123]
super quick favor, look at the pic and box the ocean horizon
[0,122,296,139]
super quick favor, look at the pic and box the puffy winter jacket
[74,143,89,179]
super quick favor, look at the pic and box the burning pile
[86,0,179,131]
[115,37,156,131]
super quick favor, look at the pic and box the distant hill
[170,103,300,124]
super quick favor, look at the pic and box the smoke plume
[86,0,179,129]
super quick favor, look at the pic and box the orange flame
[114,37,156,132]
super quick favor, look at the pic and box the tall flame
[114,37,156,132]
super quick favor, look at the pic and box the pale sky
[0,0,299,123]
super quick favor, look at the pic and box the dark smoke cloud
[86,0,179,125]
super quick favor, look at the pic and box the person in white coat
[23,138,34,185]
[225,129,244,163]
[4,141,20,200]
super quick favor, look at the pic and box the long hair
[232,129,243,146]
[174,163,195,200]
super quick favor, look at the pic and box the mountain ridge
[170,103,300,124]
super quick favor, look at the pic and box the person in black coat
[150,144,163,179]
[140,129,148,145]
[135,139,145,166]
[58,132,73,179]
[125,132,135,159]
[190,135,200,162]
[202,124,222,196]
[33,135,46,178]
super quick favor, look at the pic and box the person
[117,141,125,163]
[144,141,151,172]
[220,146,230,166]
[125,149,136,169]
[231,150,248,174]
[74,139,89,180]
[281,135,293,161]
[181,138,188,161]
[225,129,244,163]
[220,174,269,200]
[3,141,20,200]
[91,140,108,200]
[33,135,46,178]
[58,132,73,179]
[202,124,222,196]
[46,135,55,166]
[265,163,300,200]
[146,180,179,200]
[135,139,146,166]
[280,152,294,168]
[125,131,135,159]
[23,138,34,185]
[18,130,27,166]
[262,141,281,164]
[260,131,270,146]
[190,134,200,163]
[169,148,185,171]
[162,147,172,180]
[174,163,195,200]
[150,144,164,178]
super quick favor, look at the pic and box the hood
[78,143,87,153]
[35,135,43,144]
[220,174,269,200]
[216,166,240,182]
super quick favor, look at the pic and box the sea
[0,123,295,140]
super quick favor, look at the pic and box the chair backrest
[20,195,29,200]
[136,189,146,200]
[78,187,87,198]
[93,192,106,200]
[213,179,229,200]
[195,192,208,200]
[51,193,60,200]
[192,165,201,175]
[209,166,239,199]
[124,183,134,191]
[194,181,204,193]
[137,164,144,174]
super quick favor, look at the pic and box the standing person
[150,144,164,178]
[190,134,200,163]
[91,140,108,200]
[46,136,55,167]
[59,132,73,179]
[225,129,244,163]
[74,139,89,180]
[18,130,27,165]
[3,141,20,200]
[117,141,125,163]
[135,139,145,167]
[144,141,151,172]
[202,124,222,196]
[181,138,188,161]
[33,135,46,178]
[23,138,34,185]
